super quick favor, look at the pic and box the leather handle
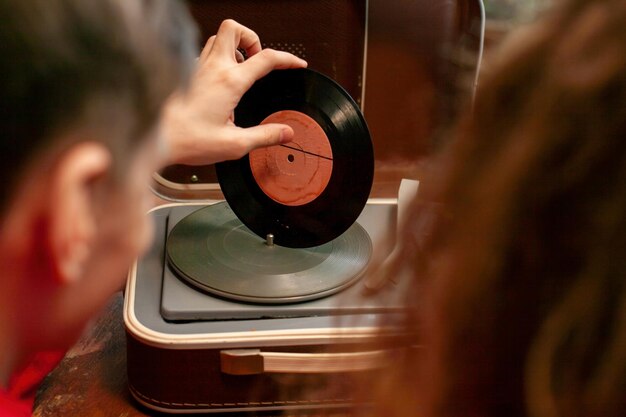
[220,349,387,375]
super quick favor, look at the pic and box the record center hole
[287,154,295,163]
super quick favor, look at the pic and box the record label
[249,110,333,206]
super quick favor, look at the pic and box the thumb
[238,123,295,152]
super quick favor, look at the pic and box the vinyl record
[216,68,374,248]
[166,202,372,304]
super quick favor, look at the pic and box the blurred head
[364,0,626,416]
[0,0,196,356]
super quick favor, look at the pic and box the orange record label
[249,110,333,206]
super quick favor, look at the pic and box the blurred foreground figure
[359,0,626,416]
[0,0,305,415]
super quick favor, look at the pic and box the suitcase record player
[125,198,409,413]
[125,66,411,414]
[124,0,485,413]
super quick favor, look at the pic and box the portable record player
[125,67,412,414]
[125,198,410,413]
[125,0,485,413]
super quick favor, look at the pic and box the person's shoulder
[0,350,66,417]
[0,389,32,417]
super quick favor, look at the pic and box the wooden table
[34,292,145,417]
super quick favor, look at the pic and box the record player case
[125,200,410,413]
[125,0,485,414]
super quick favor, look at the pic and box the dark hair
[0,0,197,208]
[360,0,626,416]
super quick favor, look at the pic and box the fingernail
[280,128,293,143]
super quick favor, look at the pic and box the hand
[161,19,308,166]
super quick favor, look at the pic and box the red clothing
[0,351,64,417]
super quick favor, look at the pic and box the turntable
[124,69,413,414]
[124,0,486,412]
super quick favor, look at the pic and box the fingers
[198,35,216,64]
[212,19,262,59]
[235,49,245,63]
[202,20,307,89]
[234,123,295,155]
[238,49,308,88]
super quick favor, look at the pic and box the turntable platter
[166,202,372,304]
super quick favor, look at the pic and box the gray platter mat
[166,202,372,304]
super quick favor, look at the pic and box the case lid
[153,0,484,200]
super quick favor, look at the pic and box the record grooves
[216,68,374,248]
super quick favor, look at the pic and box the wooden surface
[34,293,142,417]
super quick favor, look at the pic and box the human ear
[48,142,111,284]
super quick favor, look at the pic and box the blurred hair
[362,0,626,416]
[0,0,197,209]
